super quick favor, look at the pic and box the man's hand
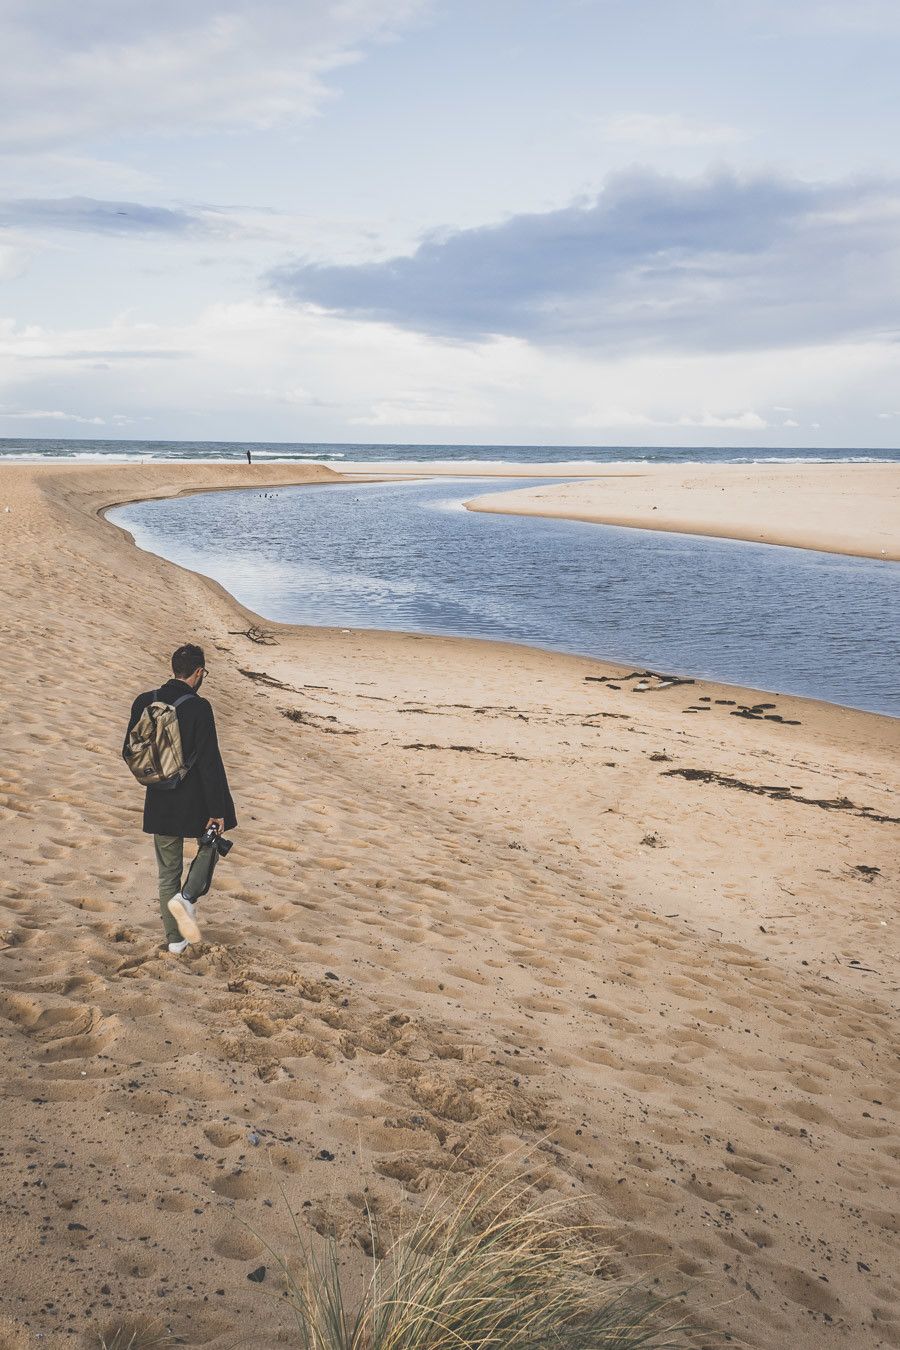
[206,817,225,833]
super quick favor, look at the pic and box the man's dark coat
[123,678,237,837]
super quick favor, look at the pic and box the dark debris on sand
[663,768,899,824]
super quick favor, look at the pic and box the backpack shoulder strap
[146,690,194,709]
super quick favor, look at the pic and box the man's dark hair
[172,643,205,679]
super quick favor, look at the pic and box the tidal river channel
[109,477,900,716]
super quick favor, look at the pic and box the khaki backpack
[124,692,196,790]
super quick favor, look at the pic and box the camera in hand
[200,822,234,857]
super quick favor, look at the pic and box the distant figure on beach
[122,644,237,953]
[246,449,252,464]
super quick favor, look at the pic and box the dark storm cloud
[269,169,900,353]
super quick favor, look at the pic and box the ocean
[1,437,898,467]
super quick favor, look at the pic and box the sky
[1,0,899,447]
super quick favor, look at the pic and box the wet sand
[0,461,898,1349]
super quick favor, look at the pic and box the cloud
[573,407,769,430]
[0,317,192,365]
[17,349,192,361]
[596,113,745,148]
[0,406,106,424]
[676,411,768,429]
[0,240,34,280]
[349,389,469,426]
[241,384,335,406]
[2,301,897,446]
[0,1,429,151]
[270,168,900,354]
[750,0,900,34]
[0,196,209,235]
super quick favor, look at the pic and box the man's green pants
[153,834,218,943]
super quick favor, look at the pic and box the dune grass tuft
[268,1166,691,1350]
[96,1323,174,1350]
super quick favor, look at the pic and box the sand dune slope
[0,463,898,1350]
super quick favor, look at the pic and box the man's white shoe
[167,894,201,943]
[167,938,190,954]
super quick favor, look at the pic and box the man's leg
[166,836,206,943]
[154,834,184,944]
[182,838,219,902]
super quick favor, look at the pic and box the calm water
[109,478,900,717]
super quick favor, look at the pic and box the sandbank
[0,461,897,1350]
[336,457,656,478]
[463,462,900,561]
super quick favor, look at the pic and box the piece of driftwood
[237,667,292,689]
[227,625,279,645]
[282,708,358,735]
[403,742,525,760]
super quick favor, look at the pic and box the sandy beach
[0,460,898,1350]
[463,462,900,561]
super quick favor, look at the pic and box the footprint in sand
[203,1123,243,1148]
[212,1227,265,1260]
[113,1253,159,1280]
[62,895,116,913]
[210,1170,261,1200]
[0,988,119,1065]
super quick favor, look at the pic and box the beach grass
[264,1166,690,1350]
[95,1323,174,1349]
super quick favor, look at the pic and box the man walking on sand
[123,644,236,953]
